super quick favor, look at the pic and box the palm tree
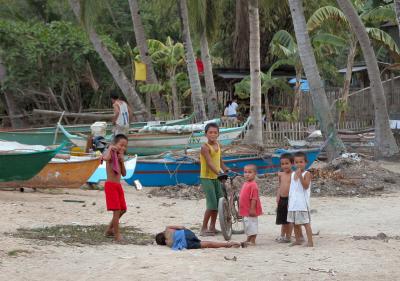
[233,0,250,69]
[128,0,167,113]
[178,0,207,122]
[247,0,263,146]
[68,0,147,120]
[308,4,400,122]
[288,0,345,160]
[188,0,220,118]
[336,0,399,157]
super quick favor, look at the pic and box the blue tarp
[288,78,309,92]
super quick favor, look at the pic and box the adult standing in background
[228,98,238,117]
[111,92,130,136]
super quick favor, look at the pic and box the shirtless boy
[275,153,293,243]
[103,134,128,242]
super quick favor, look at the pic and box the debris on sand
[8,225,153,246]
[353,232,400,242]
[7,249,31,257]
[146,157,398,199]
[148,184,204,200]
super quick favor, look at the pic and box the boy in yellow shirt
[199,123,229,236]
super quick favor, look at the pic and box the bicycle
[217,171,245,241]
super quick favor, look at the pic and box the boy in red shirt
[103,134,128,242]
[239,164,263,246]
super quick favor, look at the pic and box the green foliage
[273,108,298,122]
[0,19,123,112]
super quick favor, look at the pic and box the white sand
[1,162,400,281]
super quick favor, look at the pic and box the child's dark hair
[294,151,308,162]
[205,122,219,133]
[155,232,166,245]
[280,153,293,163]
[110,91,119,100]
[113,134,128,144]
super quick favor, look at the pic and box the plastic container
[90,122,107,137]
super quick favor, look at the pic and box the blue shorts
[184,229,201,249]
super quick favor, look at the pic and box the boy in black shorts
[275,153,293,243]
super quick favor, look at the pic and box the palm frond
[366,27,400,56]
[269,30,297,58]
[361,4,396,25]
[312,33,348,48]
[139,83,164,93]
[307,6,348,32]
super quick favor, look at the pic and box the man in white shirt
[228,98,238,117]
[111,92,131,136]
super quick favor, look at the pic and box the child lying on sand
[155,226,243,250]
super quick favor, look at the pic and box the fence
[262,120,374,146]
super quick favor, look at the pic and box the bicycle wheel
[231,193,244,234]
[218,197,232,241]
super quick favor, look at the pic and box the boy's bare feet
[104,231,114,237]
[305,242,314,247]
[289,240,303,247]
[200,230,215,237]
[226,242,241,248]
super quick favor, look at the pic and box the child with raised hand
[239,164,263,246]
[275,153,294,243]
[199,123,229,236]
[102,134,128,242]
[287,151,313,247]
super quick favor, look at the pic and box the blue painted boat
[86,156,137,184]
[125,148,320,187]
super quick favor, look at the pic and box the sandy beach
[1,162,400,281]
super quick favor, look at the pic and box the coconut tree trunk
[395,0,400,36]
[336,0,399,157]
[292,65,302,118]
[178,0,207,122]
[128,0,167,113]
[247,0,263,145]
[169,68,181,119]
[200,32,219,118]
[339,38,357,123]
[288,0,345,160]
[233,0,250,69]
[69,0,147,121]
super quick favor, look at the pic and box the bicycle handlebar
[217,170,241,181]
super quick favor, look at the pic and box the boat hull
[64,125,245,156]
[0,145,64,182]
[87,157,137,184]
[0,114,194,146]
[126,148,320,187]
[0,156,100,188]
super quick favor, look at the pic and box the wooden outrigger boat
[58,119,248,156]
[87,156,137,184]
[0,141,65,182]
[0,155,101,189]
[125,148,320,187]
[0,114,195,146]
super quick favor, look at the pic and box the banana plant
[133,37,186,119]
[235,69,292,121]
[268,29,347,117]
[307,3,400,122]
